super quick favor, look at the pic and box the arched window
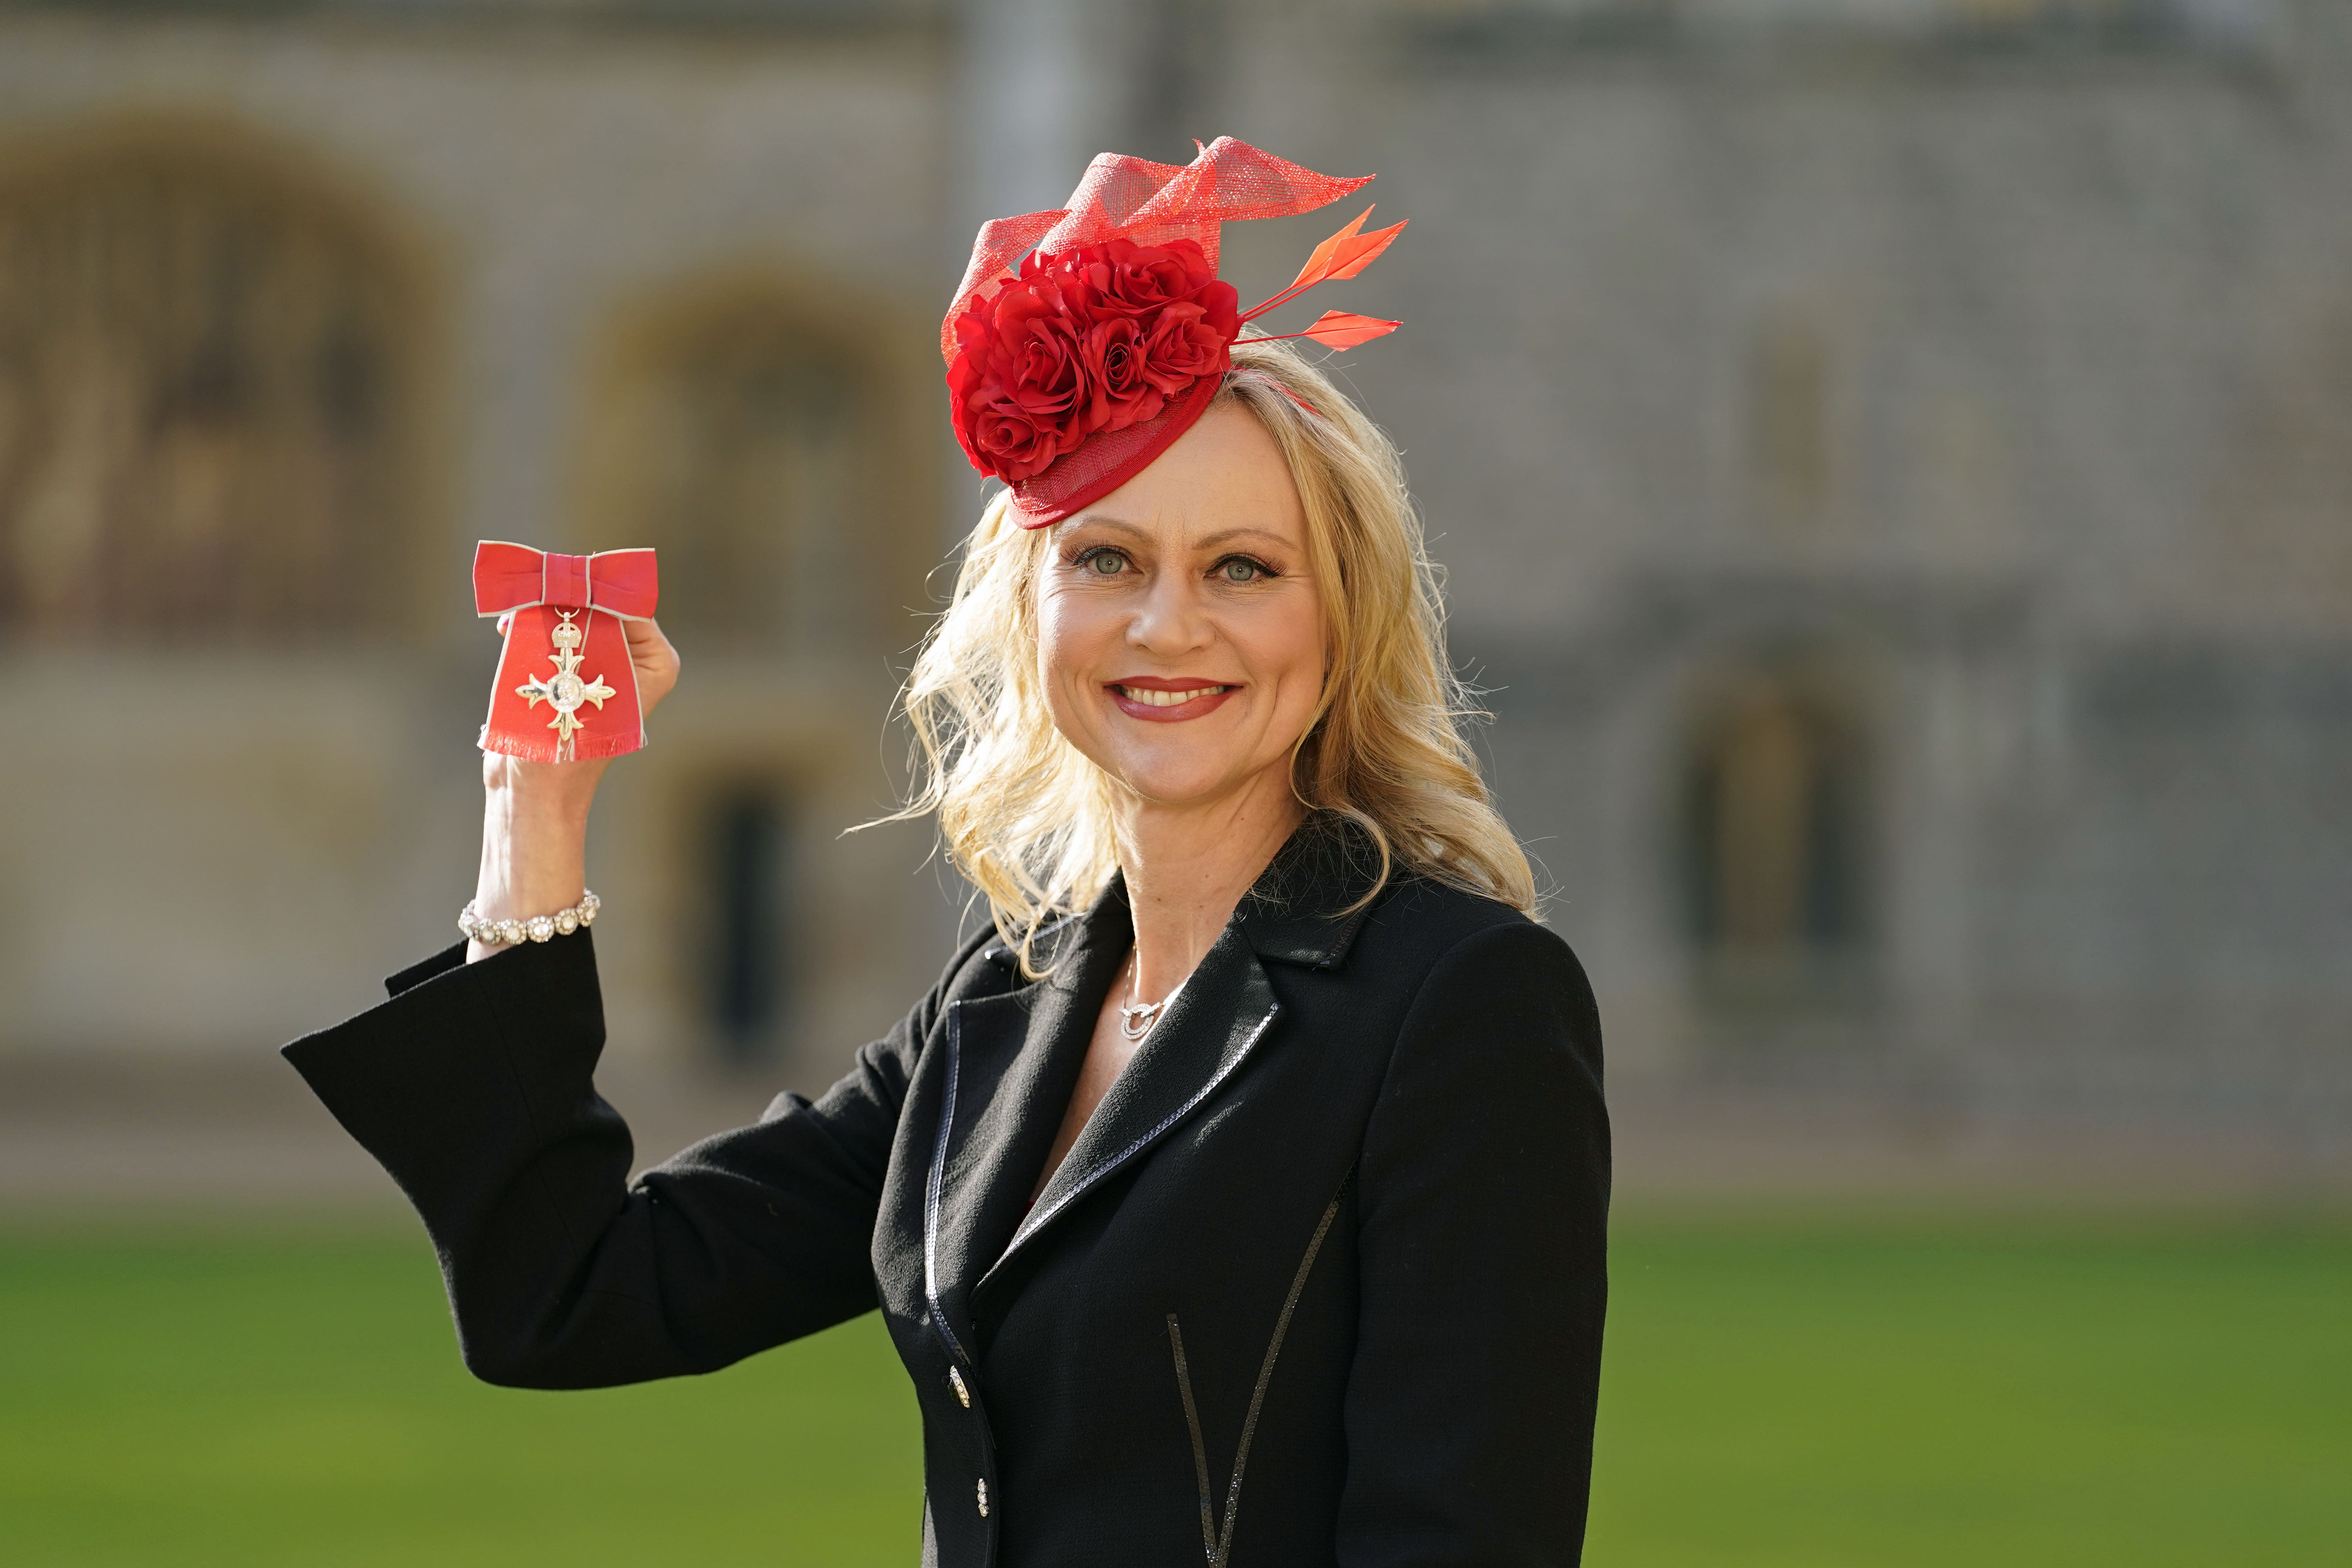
[0,130,421,644]
[577,276,933,1064]
[581,284,920,657]
[1680,664,1869,990]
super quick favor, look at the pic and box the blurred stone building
[0,0,2343,1171]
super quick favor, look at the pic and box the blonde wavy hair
[895,335,1534,967]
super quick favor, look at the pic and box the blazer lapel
[982,917,1283,1291]
[929,818,1378,1348]
[924,911,1120,1365]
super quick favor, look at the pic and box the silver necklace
[1118,950,1175,1042]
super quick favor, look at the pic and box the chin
[1108,764,1244,809]
[1098,742,1259,809]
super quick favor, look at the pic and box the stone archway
[576,273,931,660]
[0,122,427,646]
[572,268,940,1067]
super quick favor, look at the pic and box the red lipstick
[1105,677,1241,724]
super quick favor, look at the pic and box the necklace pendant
[1118,949,1177,1042]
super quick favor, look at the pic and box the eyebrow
[1065,516,1296,551]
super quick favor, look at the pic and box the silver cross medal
[516,610,617,762]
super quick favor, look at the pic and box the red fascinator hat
[943,136,1407,528]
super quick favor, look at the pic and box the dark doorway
[1679,666,1869,997]
[704,788,793,1063]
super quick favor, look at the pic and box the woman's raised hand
[469,618,681,962]
[622,615,682,720]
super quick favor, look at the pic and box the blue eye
[1080,548,1127,576]
[1219,557,1264,583]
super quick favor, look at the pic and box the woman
[288,140,1609,1567]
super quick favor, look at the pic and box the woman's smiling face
[1036,402,1327,815]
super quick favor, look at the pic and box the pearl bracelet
[460,889,600,947]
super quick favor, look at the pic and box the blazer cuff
[279,933,610,1208]
[388,942,469,997]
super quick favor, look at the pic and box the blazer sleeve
[1337,919,1611,1567]
[281,928,955,1390]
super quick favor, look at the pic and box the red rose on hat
[1075,238,1241,400]
[960,398,1068,482]
[949,243,1247,481]
[1080,315,1167,434]
[1077,239,1238,326]
[948,270,1095,481]
[1138,300,1235,395]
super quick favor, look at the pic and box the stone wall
[0,0,2343,1155]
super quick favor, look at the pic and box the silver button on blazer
[286,818,1612,1567]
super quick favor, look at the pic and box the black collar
[982,815,1389,977]
[1233,815,1387,969]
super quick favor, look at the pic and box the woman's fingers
[624,617,682,718]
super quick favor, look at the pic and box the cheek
[1245,591,1328,712]
[1035,586,1111,699]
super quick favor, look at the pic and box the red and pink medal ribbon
[471,541,659,763]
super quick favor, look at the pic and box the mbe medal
[472,541,659,763]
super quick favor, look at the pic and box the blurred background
[0,0,2346,1563]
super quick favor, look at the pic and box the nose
[1126,564,1213,657]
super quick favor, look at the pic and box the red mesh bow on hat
[943,137,1407,528]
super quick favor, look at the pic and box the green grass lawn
[1,1211,2343,1566]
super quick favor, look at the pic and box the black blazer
[285,824,1610,1567]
